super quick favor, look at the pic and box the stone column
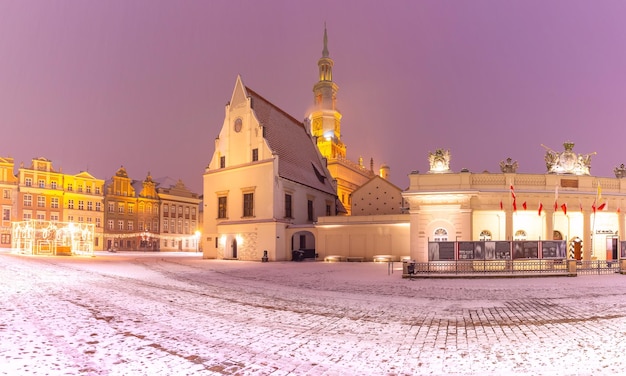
[584,211,592,261]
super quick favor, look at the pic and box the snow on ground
[1,249,625,375]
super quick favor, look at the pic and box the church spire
[309,25,345,160]
[322,23,329,57]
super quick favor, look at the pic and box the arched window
[433,228,448,241]
[514,230,527,241]
[479,230,492,241]
[553,231,563,240]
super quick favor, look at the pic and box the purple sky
[2,1,626,192]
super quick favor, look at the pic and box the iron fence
[576,260,620,275]
[409,259,570,276]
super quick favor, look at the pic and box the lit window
[51,182,57,189]
[25,178,32,187]
[479,230,492,241]
[108,220,114,230]
[38,180,45,188]
[514,230,527,241]
[434,228,448,241]
[118,220,124,230]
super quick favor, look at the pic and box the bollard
[262,250,268,263]
[567,259,577,277]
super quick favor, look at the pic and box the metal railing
[408,259,570,276]
[576,260,620,275]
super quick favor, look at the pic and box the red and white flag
[561,203,567,215]
[510,185,516,199]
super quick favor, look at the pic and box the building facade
[63,171,105,250]
[202,76,338,261]
[0,157,18,247]
[157,178,201,252]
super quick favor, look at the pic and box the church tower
[307,26,376,215]
[310,25,346,159]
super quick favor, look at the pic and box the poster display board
[513,241,539,259]
[428,241,455,260]
[541,241,567,258]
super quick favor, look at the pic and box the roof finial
[322,22,329,57]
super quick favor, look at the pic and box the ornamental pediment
[542,142,595,175]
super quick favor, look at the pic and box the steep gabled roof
[246,87,336,196]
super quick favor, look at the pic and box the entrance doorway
[232,238,238,259]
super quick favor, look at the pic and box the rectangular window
[68,200,74,209]
[127,221,133,231]
[78,216,84,223]
[285,194,292,218]
[23,212,32,220]
[128,204,134,214]
[37,196,46,207]
[50,213,59,221]
[38,179,45,188]
[138,221,144,231]
[163,220,169,232]
[51,181,57,189]
[51,197,59,208]
[36,213,45,220]
[96,202,101,211]
[86,186,91,194]
[118,203,124,213]
[96,218,101,227]
[118,220,124,231]
[2,208,10,221]
[108,220,114,230]
[252,148,258,162]
[87,202,93,211]
[24,194,32,207]
[2,190,9,199]
[243,193,254,217]
[326,203,331,216]
[25,178,32,187]
[220,156,226,168]
[77,185,83,193]
[307,199,314,221]
[67,184,72,191]
[217,196,228,218]
[108,202,114,213]
[95,186,101,194]
[67,215,74,222]
[78,201,84,210]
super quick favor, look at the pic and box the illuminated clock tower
[308,26,378,215]
[310,26,346,159]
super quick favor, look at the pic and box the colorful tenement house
[0,157,19,246]
[203,75,338,261]
[156,177,201,252]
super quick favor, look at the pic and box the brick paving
[1,251,625,375]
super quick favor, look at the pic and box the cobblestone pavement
[1,251,625,375]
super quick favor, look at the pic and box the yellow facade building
[63,171,105,250]
[0,157,18,246]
